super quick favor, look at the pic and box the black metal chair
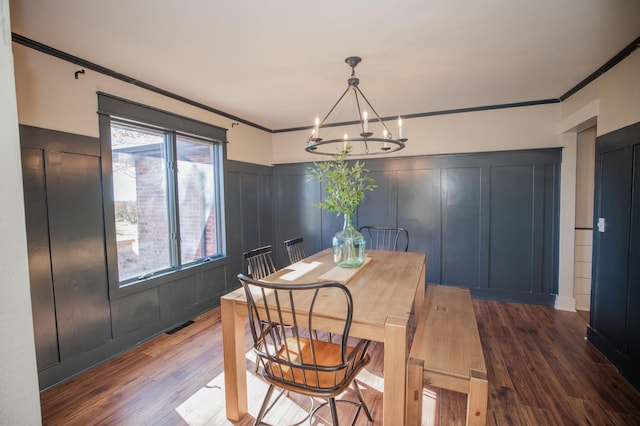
[243,245,277,279]
[283,237,307,264]
[238,274,373,425]
[243,245,279,373]
[358,225,409,252]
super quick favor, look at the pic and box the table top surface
[224,248,426,340]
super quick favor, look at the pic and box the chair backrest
[358,225,409,252]
[243,245,276,279]
[283,237,307,264]
[237,273,369,394]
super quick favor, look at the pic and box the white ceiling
[9,0,640,131]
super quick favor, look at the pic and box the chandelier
[306,56,407,156]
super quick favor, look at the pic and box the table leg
[221,296,248,421]
[384,315,408,425]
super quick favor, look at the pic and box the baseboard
[469,288,556,306]
[555,295,576,312]
[588,327,640,392]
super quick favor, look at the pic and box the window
[100,93,226,286]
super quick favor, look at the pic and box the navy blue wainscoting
[273,149,561,305]
[19,125,275,390]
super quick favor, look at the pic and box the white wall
[573,127,596,312]
[12,44,274,166]
[562,50,640,136]
[575,126,596,229]
[0,1,42,423]
[574,229,593,311]
[272,103,562,164]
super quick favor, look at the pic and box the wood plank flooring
[40,300,640,425]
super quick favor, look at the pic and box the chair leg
[352,380,373,421]
[329,397,339,425]
[254,384,276,426]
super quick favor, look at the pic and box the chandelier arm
[352,88,366,135]
[319,87,351,128]
[353,85,393,137]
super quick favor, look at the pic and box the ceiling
[9,0,640,132]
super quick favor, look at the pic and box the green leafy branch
[306,145,377,216]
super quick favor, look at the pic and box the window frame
[98,93,228,293]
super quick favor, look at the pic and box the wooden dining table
[221,248,426,425]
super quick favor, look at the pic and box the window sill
[109,255,232,300]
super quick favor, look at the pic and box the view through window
[111,122,223,283]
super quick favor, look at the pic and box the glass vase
[332,214,366,268]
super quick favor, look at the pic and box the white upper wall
[272,103,562,164]
[561,49,640,135]
[13,40,640,167]
[12,44,274,166]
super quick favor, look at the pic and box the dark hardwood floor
[40,300,640,425]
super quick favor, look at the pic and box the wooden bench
[406,284,488,426]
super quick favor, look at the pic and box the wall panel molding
[273,149,561,304]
